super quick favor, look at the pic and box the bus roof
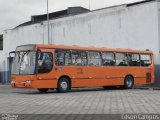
[30,44,152,54]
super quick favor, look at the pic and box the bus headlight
[11,81,15,84]
[25,80,31,84]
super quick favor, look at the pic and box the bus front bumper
[11,80,32,88]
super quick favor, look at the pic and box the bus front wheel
[38,88,49,93]
[57,77,70,93]
[124,76,134,89]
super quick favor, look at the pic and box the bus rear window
[140,54,152,66]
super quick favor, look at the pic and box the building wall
[50,1,159,63]
[2,1,160,86]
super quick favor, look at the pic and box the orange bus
[10,44,154,93]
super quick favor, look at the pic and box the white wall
[2,1,160,72]
[50,1,159,63]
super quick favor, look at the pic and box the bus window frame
[55,49,153,68]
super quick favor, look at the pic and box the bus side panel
[134,66,154,85]
[55,66,89,88]
[87,66,114,86]
[112,67,149,86]
[111,67,128,86]
[31,80,58,88]
[71,79,112,87]
[129,67,146,85]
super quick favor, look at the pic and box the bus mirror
[37,49,41,53]
[9,51,16,58]
[37,49,43,59]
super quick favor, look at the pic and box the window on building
[140,54,152,66]
[37,52,53,73]
[128,53,140,66]
[102,52,115,66]
[88,52,101,66]
[115,53,128,66]
[55,50,72,66]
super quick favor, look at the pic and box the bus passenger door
[36,49,56,88]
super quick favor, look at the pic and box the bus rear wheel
[57,77,70,93]
[38,88,49,93]
[124,76,134,89]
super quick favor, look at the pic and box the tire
[57,77,70,93]
[124,76,134,89]
[38,88,49,93]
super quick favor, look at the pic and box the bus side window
[128,54,140,66]
[116,53,128,66]
[102,52,115,66]
[72,51,87,66]
[140,54,152,67]
[81,51,87,66]
[55,50,71,66]
[72,51,82,66]
[88,52,101,66]
[55,50,65,66]
[65,51,72,65]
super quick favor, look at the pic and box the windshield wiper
[20,50,30,63]
[18,50,30,74]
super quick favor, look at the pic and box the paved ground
[0,85,160,115]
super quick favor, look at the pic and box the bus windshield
[12,51,36,75]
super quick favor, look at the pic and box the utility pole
[47,0,50,44]
[89,0,91,10]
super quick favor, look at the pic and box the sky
[0,0,142,34]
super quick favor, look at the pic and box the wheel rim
[126,78,132,88]
[60,81,68,90]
